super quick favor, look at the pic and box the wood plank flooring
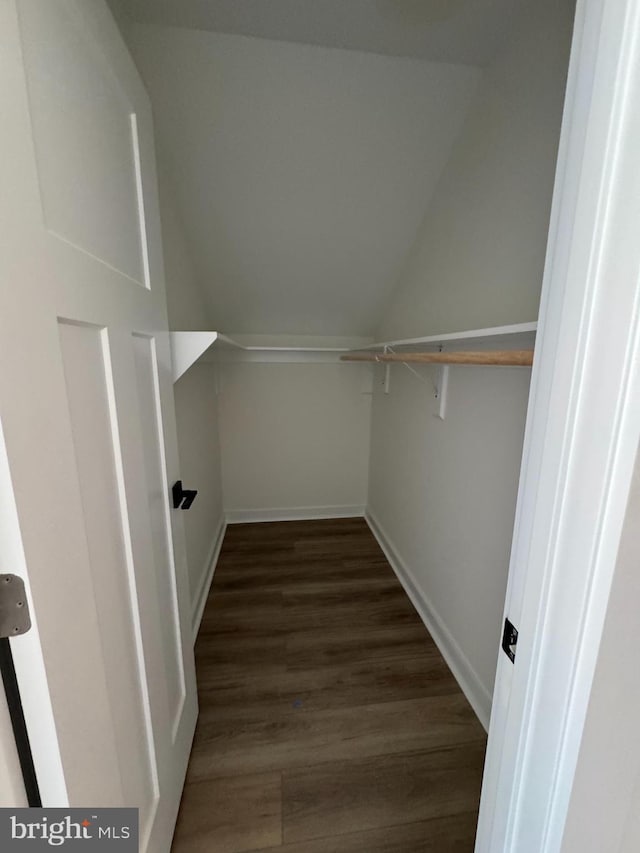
[172,518,486,853]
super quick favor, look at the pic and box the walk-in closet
[110,0,575,849]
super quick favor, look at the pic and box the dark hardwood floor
[172,518,486,853]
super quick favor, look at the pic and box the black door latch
[501,617,518,663]
[172,480,198,510]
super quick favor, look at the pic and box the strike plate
[0,575,31,638]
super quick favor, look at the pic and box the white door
[0,1,197,850]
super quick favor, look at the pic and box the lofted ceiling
[130,26,480,335]
[115,1,526,336]
[123,0,523,67]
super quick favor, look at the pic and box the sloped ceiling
[124,0,522,67]
[130,25,481,334]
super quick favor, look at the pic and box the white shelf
[169,332,243,381]
[170,323,537,381]
[169,332,356,381]
[353,321,537,354]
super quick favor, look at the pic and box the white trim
[170,331,359,379]
[190,516,227,643]
[477,1,640,850]
[213,350,356,365]
[242,346,348,353]
[365,509,492,731]
[225,505,365,524]
[353,321,537,353]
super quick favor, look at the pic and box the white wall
[159,171,210,331]
[218,356,372,520]
[124,0,523,67]
[368,365,530,724]
[127,24,480,336]
[157,170,225,625]
[561,446,640,853]
[368,0,574,723]
[173,364,224,623]
[106,0,132,42]
[380,0,575,339]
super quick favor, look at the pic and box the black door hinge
[0,575,31,639]
[502,617,518,663]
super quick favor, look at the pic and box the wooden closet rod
[341,349,534,366]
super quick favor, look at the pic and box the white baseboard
[365,509,492,731]
[225,505,365,524]
[191,515,227,643]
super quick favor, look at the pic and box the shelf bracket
[170,331,220,382]
[383,346,391,394]
[434,364,449,420]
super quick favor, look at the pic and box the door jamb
[0,418,68,807]
[477,0,640,849]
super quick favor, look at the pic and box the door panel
[57,320,159,825]
[0,2,197,850]
[18,0,149,285]
[132,333,186,738]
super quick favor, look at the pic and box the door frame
[477,0,640,850]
